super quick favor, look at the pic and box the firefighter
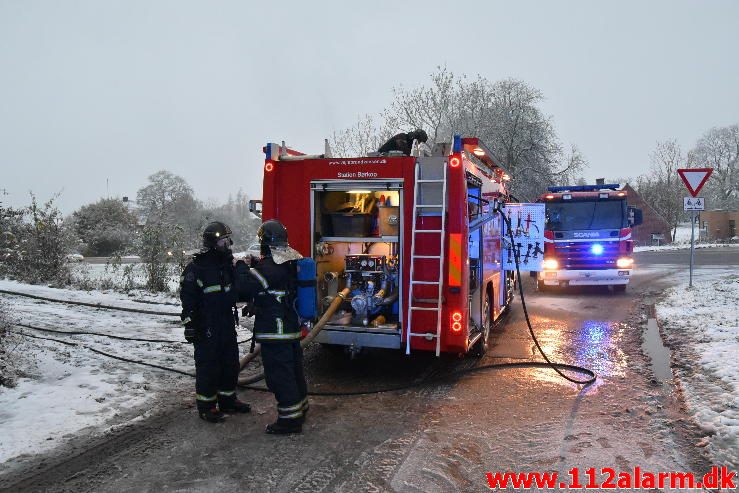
[377,129,428,155]
[240,219,307,434]
[180,221,251,423]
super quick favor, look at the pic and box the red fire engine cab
[537,183,643,292]
[250,135,515,356]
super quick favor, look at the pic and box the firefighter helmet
[410,129,428,143]
[257,219,302,264]
[257,219,289,247]
[202,221,233,250]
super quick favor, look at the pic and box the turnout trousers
[261,341,309,422]
[194,327,240,412]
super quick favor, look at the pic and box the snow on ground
[70,262,181,294]
[0,278,179,313]
[656,275,739,468]
[634,222,738,252]
[634,242,738,252]
[0,279,251,471]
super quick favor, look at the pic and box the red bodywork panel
[260,147,506,354]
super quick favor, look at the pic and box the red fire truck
[537,183,643,292]
[249,136,515,356]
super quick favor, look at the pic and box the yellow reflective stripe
[268,290,286,302]
[278,410,304,419]
[196,279,204,287]
[203,285,222,293]
[181,317,192,325]
[218,390,235,396]
[196,394,217,402]
[249,268,269,289]
[276,318,283,334]
[254,332,302,340]
[278,398,308,412]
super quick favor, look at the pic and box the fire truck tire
[537,280,547,292]
[612,284,626,294]
[472,291,493,357]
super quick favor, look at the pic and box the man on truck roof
[377,129,428,155]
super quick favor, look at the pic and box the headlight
[543,258,559,270]
[616,257,634,268]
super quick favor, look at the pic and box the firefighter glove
[183,319,197,343]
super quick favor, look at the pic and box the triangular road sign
[677,168,713,197]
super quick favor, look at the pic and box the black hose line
[502,213,596,386]
[7,210,596,394]
[13,328,595,397]
[14,322,252,345]
[0,289,180,317]
[12,329,196,378]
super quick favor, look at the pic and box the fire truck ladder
[406,158,448,356]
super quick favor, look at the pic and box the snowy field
[70,262,181,293]
[656,275,739,468]
[634,222,738,252]
[0,279,251,473]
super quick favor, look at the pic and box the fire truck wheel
[472,291,492,357]
[537,280,547,292]
[612,284,627,294]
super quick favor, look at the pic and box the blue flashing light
[452,135,463,153]
[591,244,604,255]
[547,184,620,192]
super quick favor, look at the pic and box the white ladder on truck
[406,159,448,356]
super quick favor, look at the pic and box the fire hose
[237,288,350,385]
[237,208,596,387]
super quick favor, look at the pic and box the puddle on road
[642,318,673,383]
[521,317,629,391]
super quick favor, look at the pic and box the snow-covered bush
[0,300,19,388]
[0,195,72,286]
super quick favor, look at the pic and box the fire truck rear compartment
[311,185,404,349]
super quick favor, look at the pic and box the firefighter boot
[199,406,226,423]
[265,419,302,435]
[218,393,251,414]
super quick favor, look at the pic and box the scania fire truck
[249,136,515,356]
[537,183,643,292]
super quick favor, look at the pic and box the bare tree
[632,140,685,239]
[329,114,390,158]
[687,124,738,209]
[330,67,585,201]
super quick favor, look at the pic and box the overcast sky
[1,0,737,213]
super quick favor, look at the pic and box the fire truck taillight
[449,156,461,168]
[451,311,463,333]
[265,162,274,172]
[543,258,559,270]
[616,257,634,268]
[545,194,555,200]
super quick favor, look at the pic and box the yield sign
[677,168,713,197]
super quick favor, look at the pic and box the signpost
[683,197,705,211]
[677,168,713,287]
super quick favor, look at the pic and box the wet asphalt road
[3,248,737,492]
